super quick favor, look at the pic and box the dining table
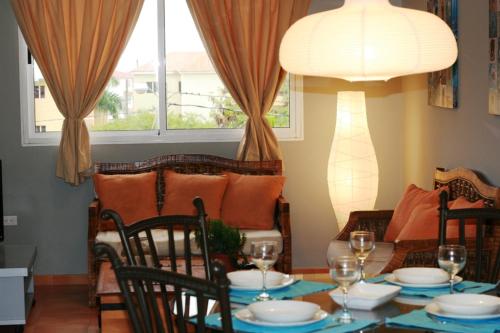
[212,271,500,333]
[97,269,499,333]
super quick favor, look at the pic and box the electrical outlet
[4,216,17,226]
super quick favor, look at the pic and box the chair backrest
[439,191,500,283]
[94,243,233,333]
[101,197,212,280]
[434,167,500,208]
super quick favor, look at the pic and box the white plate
[435,294,500,316]
[384,273,463,288]
[248,300,319,323]
[228,270,285,288]
[229,271,295,291]
[235,308,328,327]
[425,302,500,320]
[329,283,401,310]
[393,267,449,284]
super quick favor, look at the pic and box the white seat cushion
[326,240,394,276]
[96,228,283,257]
[96,230,191,257]
[240,229,283,255]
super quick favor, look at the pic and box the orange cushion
[221,172,285,230]
[395,203,439,241]
[161,170,228,219]
[93,172,158,226]
[384,184,447,242]
[394,196,484,241]
[446,196,484,238]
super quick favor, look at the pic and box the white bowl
[435,294,500,316]
[227,270,284,288]
[393,267,449,284]
[247,300,320,323]
[329,283,401,310]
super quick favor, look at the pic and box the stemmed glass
[250,240,278,301]
[349,231,375,283]
[328,256,360,323]
[438,244,467,294]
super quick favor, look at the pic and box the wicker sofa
[87,154,291,306]
[331,167,500,277]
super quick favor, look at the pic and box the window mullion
[157,0,167,136]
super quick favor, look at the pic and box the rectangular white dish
[329,283,401,310]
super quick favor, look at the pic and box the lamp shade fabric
[279,0,458,81]
[328,91,378,230]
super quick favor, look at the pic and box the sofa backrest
[433,167,500,208]
[93,154,283,230]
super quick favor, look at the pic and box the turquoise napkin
[230,280,335,305]
[386,309,500,333]
[367,274,496,298]
[398,281,496,298]
[203,311,378,333]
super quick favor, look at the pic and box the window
[18,0,303,146]
[34,85,45,99]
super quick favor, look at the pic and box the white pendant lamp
[279,0,457,230]
[279,0,458,81]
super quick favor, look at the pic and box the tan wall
[402,0,500,189]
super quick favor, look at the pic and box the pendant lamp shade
[279,0,458,81]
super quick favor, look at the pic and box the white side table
[0,245,37,332]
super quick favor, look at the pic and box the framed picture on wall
[427,0,458,109]
[489,0,500,115]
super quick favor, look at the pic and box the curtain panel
[187,0,311,161]
[11,0,143,185]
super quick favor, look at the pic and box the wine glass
[438,244,467,294]
[328,255,360,323]
[250,240,278,301]
[349,231,375,283]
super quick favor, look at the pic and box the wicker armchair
[336,167,500,275]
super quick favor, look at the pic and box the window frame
[17,4,303,147]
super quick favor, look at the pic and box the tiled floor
[0,285,98,333]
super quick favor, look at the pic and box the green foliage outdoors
[208,78,290,129]
[195,220,247,268]
[166,110,217,129]
[90,111,157,131]
[96,78,121,119]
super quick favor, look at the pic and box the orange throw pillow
[93,172,158,226]
[161,170,228,219]
[446,196,484,238]
[395,203,440,241]
[384,184,446,242]
[221,172,286,230]
[394,196,484,241]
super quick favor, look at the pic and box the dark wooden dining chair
[438,191,500,283]
[101,197,212,280]
[94,243,233,333]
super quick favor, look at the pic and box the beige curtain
[187,0,310,161]
[11,0,143,185]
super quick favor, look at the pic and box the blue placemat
[367,275,496,298]
[204,311,378,333]
[386,309,500,333]
[230,280,335,305]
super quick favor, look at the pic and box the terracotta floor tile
[0,285,98,333]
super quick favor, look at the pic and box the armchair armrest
[275,195,291,274]
[336,210,394,242]
[87,199,100,307]
[382,239,439,274]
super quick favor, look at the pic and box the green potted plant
[195,220,247,272]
